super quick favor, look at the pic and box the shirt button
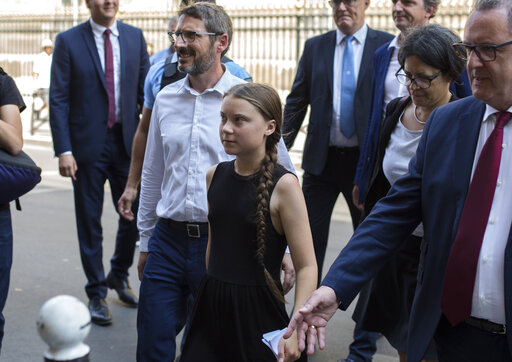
[503,143,507,149]
[480,295,486,301]
[483,256,489,263]
[497,180,502,187]
[489,218,495,225]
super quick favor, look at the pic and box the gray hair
[168,16,178,31]
[474,0,512,32]
[423,0,440,18]
[398,24,465,82]
[179,2,232,57]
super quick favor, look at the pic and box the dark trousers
[302,146,361,284]
[435,315,512,362]
[72,127,138,300]
[0,206,12,352]
[137,219,207,362]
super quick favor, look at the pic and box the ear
[216,33,229,55]
[424,4,435,19]
[264,120,276,136]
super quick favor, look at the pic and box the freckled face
[219,95,275,157]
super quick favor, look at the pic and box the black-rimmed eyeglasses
[453,41,512,62]
[168,30,223,43]
[395,69,442,89]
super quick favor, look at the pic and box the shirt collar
[483,104,512,123]
[178,64,234,95]
[388,34,400,50]
[336,24,368,46]
[89,18,119,38]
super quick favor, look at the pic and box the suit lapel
[450,98,486,235]
[357,28,375,91]
[81,21,107,91]
[324,31,336,96]
[117,21,126,102]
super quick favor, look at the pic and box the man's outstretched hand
[283,286,339,355]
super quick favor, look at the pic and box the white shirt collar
[179,64,233,96]
[483,104,512,123]
[89,18,119,37]
[336,24,368,46]
[387,34,401,50]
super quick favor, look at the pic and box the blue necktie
[340,35,355,138]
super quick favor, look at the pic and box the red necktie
[441,111,511,326]
[104,29,116,128]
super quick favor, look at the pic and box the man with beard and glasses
[135,3,294,361]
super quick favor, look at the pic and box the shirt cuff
[139,236,150,252]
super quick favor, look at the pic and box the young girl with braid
[180,83,317,362]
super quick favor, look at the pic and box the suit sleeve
[49,33,72,156]
[321,107,434,308]
[282,41,311,150]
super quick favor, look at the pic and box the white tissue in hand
[262,327,287,358]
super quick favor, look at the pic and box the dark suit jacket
[282,27,393,176]
[322,96,512,361]
[50,20,149,163]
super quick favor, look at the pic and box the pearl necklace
[413,105,426,125]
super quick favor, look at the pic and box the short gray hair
[474,0,512,32]
[179,2,232,57]
[423,0,440,18]
[168,16,178,31]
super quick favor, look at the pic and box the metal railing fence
[0,1,471,95]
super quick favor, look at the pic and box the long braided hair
[224,83,285,302]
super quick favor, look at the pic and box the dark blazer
[50,20,149,163]
[322,96,512,361]
[282,27,393,176]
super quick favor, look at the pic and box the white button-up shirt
[382,35,408,120]
[137,68,294,251]
[89,18,121,122]
[471,105,512,325]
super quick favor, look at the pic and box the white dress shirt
[382,112,423,237]
[330,25,367,147]
[137,68,295,251]
[471,105,512,325]
[382,35,408,120]
[89,18,121,122]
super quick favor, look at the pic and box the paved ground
[1,113,399,361]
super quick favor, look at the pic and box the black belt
[465,316,506,334]
[329,146,359,155]
[161,218,208,238]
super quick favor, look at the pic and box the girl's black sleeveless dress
[180,160,307,362]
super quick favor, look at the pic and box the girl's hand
[277,331,301,362]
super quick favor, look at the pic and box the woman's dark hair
[223,83,284,303]
[398,24,466,82]
[0,67,5,75]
